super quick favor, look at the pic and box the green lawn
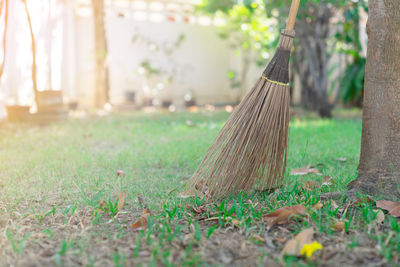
[1,111,399,266]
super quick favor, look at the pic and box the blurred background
[0,0,368,121]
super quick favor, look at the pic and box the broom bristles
[188,29,295,199]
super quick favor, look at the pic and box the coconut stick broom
[186,0,301,199]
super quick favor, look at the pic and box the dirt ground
[1,198,397,267]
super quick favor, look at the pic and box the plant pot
[124,91,136,104]
[142,97,153,107]
[68,101,78,111]
[37,90,64,112]
[6,105,31,122]
[162,100,172,108]
[184,99,196,108]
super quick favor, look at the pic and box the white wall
[72,11,251,108]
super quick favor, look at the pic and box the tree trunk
[293,3,334,118]
[22,0,39,106]
[47,0,52,90]
[0,0,8,80]
[349,0,400,200]
[91,0,109,108]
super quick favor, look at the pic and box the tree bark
[349,0,400,200]
[47,0,52,90]
[22,0,39,106]
[91,0,109,108]
[293,3,334,118]
[0,0,8,80]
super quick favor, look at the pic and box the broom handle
[286,0,300,30]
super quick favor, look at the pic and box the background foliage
[199,0,368,115]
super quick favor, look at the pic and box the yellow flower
[300,241,323,258]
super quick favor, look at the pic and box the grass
[0,110,399,266]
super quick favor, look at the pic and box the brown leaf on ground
[354,196,375,206]
[321,176,333,187]
[376,200,400,217]
[39,249,54,258]
[276,236,287,243]
[290,164,321,176]
[188,205,208,215]
[188,106,199,113]
[95,200,108,214]
[231,218,241,225]
[263,204,306,226]
[333,221,345,232]
[253,234,265,243]
[115,192,126,212]
[204,217,221,222]
[282,228,314,256]
[302,181,319,191]
[313,202,323,210]
[278,226,290,233]
[374,209,385,224]
[98,200,106,209]
[330,200,339,211]
[130,209,150,230]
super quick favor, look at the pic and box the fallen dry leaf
[302,181,319,191]
[282,228,314,256]
[188,205,208,215]
[278,226,290,233]
[98,200,106,209]
[263,204,306,226]
[376,200,400,217]
[188,106,199,113]
[115,192,126,212]
[95,200,108,214]
[204,217,221,222]
[39,249,54,258]
[333,221,345,232]
[130,209,150,230]
[231,218,241,225]
[312,202,323,210]
[276,236,287,243]
[321,176,333,187]
[354,196,375,206]
[117,170,125,177]
[329,200,339,211]
[374,209,385,224]
[290,164,321,176]
[253,234,265,243]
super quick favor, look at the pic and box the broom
[186,0,300,199]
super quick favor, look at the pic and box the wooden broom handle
[286,0,300,30]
